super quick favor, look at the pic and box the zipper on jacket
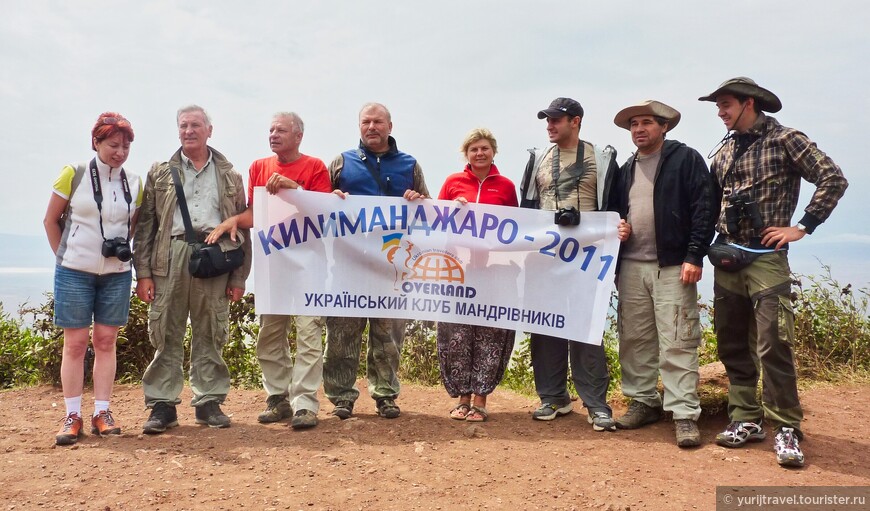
[475,175,492,203]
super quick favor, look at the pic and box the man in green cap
[699,77,848,467]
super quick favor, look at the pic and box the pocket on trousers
[147,306,165,351]
[674,305,702,349]
[664,305,701,349]
[777,294,795,348]
[214,309,230,348]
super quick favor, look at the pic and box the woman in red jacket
[436,128,518,422]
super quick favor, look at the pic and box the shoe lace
[777,429,799,452]
[99,410,116,426]
[61,413,79,428]
[625,401,646,418]
[266,395,286,409]
[676,420,694,434]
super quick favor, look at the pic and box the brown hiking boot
[615,401,662,429]
[257,395,292,423]
[675,419,701,447]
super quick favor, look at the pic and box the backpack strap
[60,164,88,224]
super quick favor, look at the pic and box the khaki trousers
[257,314,324,413]
[617,261,701,420]
[143,239,231,408]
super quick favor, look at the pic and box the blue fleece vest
[338,142,416,197]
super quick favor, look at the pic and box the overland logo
[381,233,466,291]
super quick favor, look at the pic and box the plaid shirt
[711,114,847,244]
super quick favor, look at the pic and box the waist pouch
[707,242,762,272]
[188,243,244,278]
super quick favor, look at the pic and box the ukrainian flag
[382,233,403,251]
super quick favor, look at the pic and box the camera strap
[550,141,586,210]
[89,158,132,242]
[169,165,198,244]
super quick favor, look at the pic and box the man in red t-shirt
[207,112,330,429]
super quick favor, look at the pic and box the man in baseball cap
[608,100,714,447]
[700,77,848,467]
[518,97,620,432]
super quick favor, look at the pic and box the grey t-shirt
[622,149,661,262]
[535,142,598,212]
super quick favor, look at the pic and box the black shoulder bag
[169,166,244,278]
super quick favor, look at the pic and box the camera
[101,237,132,262]
[724,193,763,234]
[554,206,581,226]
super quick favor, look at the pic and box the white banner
[253,188,620,344]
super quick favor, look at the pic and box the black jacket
[607,139,715,268]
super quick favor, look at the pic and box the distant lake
[1,238,866,318]
[0,267,55,313]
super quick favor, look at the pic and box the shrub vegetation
[1,266,867,396]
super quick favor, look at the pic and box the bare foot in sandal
[466,405,488,422]
[449,397,471,420]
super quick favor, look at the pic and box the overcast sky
[2,0,867,287]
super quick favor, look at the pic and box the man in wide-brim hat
[699,77,848,468]
[607,100,714,448]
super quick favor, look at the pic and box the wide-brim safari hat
[613,100,681,131]
[698,76,782,112]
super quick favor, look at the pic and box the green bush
[792,267,870,378]
[225,293,262,388]
[3,262,867,393]
[399,320,440,385]
[501,334,535,395]
[0,304,40,388]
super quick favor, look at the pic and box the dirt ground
[1,380,868,511]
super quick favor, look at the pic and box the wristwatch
[796,223,807,233]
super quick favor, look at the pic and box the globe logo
[412,252,465,283]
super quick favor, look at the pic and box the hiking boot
[142,402,179,434]
[290,409,318,430]
[332,400,354,420]
[675,419,701,447]
[257,395,292,423]
[195,401,231,428]
[588,410,617,432]
[91,410,121,436]
[715,419,765,448]
[376,398,401,419]
[774,427,805,467]
[532,402,573,421]
[615,401,662,429]
[56,412,84,446]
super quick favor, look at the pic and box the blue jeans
[53,264,132,328]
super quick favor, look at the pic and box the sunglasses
[101,116,130,127]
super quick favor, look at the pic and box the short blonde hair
[460,128,498,156]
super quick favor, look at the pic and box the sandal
[465,406,488,422]
[449,403,471,420]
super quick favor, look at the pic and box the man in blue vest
[323,103,429,420]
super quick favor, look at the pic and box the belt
[171,233,208,242]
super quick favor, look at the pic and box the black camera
[102,237,132,262]
[724,193,763,234]
[554,206,581,226]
